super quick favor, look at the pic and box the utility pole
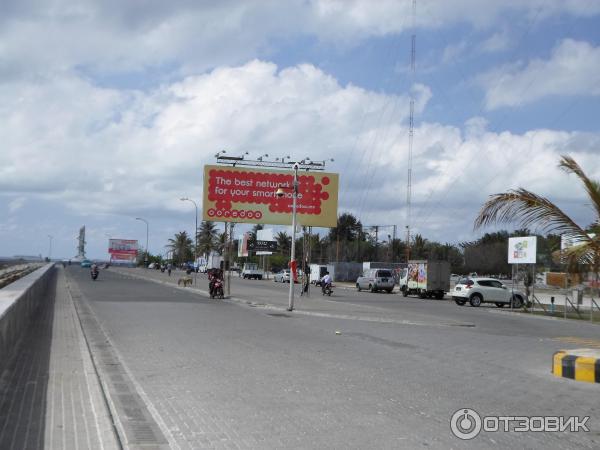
[135,218,149,267]
[226,222,234,297]
[374,225,379,260]
[364,225,396,261]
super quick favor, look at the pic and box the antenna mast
[406,0,416,263]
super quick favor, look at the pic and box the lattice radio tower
[405,0,416,263]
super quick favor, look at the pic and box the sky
[1,0,600,260]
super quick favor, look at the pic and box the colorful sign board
[248,240,278,252]
[256,228,274,256]
[508,236,537,264]
[407,262,427,290]
[202,165,339,227]
[238,232,250,257]
[108,239,138,262]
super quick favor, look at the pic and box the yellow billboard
[202,165,339,227]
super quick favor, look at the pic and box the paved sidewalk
[0,266,119,450]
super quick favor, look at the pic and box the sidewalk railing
[528,293,599,323]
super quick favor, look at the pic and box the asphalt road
[66,266,599,449]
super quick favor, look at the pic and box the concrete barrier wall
[0,263,55,372]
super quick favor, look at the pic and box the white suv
[452,277,526,308]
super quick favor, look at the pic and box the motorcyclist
[91,263,99,279]
[208,268,223,297]
[321,271,332,294]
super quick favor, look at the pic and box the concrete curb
[553,349,600,384]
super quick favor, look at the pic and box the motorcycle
[210,278,224,299]
[91,267,99,281]
[322,283,333,296]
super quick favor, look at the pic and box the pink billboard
[108,239,138,261]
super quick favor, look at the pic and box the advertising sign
[238,232,250,257]
[108,239,138,262]
[248,240,278,252]
[256,228,275,256]
[407,262,427,290]
[202,165,339,227]
[508,236,537,264]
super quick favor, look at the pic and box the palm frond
[474,188,592,242]
[559,155,600,219]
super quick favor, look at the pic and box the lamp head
[275,187,285,198]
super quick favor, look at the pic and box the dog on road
[178,276,193,287]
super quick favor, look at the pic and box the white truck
[309,264,335,286]
[399,260,450,299]
[197,253,223,273]
[241,263,264,280]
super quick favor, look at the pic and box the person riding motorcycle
[208,268,224,297]
[90,263,99,280]
[320,271,332,294]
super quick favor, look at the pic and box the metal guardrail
[529,293,599,323]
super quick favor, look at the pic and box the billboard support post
[287,163,299,311]
[508,236,537,310]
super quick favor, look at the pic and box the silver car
[452,277,526,307]
[274,270,291,282]
[356,269,395,293]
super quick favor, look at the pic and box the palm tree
[328,213,363,242]
[251,224,264,240]
[275,231,291,255]
[474,155,600,287]
[197,221,219,257]
[215,231,228,256]
[411,234,428,259]
[166,231,194,265]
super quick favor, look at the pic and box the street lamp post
[135,217,149,267]
[48,235,53,260]
[180,197,199,285]
[276,162,300,311]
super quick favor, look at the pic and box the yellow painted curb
[553,350,600,384]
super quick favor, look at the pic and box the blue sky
[1,0,599,260]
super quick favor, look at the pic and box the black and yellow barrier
[553,350,600,384]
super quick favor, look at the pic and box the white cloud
[442,41,468,64]
[480,30,511,53]
[8,197,26,214]
[1,59,599,251]
[1,0,599,80]
[479,39,600,109]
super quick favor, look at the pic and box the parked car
[80,259,92,268]
[274,269,304,283]
[356,269,395,293]
[274,270,291,283]
[452,277,527,308]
